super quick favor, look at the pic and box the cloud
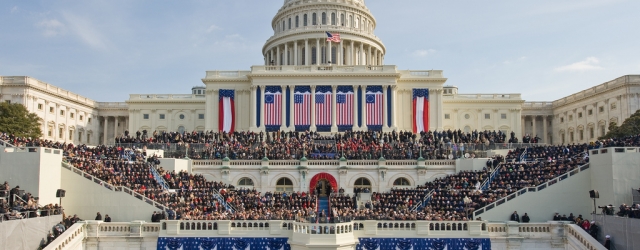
[61,12,109,50]
[555,57,604,72]
[36,19,65,37]
[206,24,222,33]
[11,6,18,13]
[412,49,436,57]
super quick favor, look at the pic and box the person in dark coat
[604,235,611,249]
[510,211,520,222]
[95,212,102,221]
[522,213,530,223]
[104,214,111,222]
[151,211,157,222]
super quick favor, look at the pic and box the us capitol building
[0,0,639,147]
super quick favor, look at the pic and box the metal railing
[149,165,170,190]
[0,139,16,147]
[480,163,502,191]
[473,163,590,218]
[0,208,62,222]
[60,161,175,215]
[212,189,236,214]
[411,190,435,212]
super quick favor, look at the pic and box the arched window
[354,178,371,191]
[393,178,411,186]
[303,14,308,26]
[238,177,254,187]
[355,17,359,28]
[295,16,299,28]
[288,18,291,29]
[321,46,327,64]
[322,12,327,25]
[276,178,294,192]
[301,47,306,65]
[282,20,285,31]
[331,13,336,25]
[349,15,353,27]
[178,126,185,134]
[311,47,317,65]
[312,13,317,25]
[341,14,345,26]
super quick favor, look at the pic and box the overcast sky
[1,0,638,102]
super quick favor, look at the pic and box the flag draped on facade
[412,88,429,133]
[219,89,235,133]
[315,86,332,131]
[336,86,354,131]
[294,86,311,130]
[264,86,282,131]
[366,86,383,130]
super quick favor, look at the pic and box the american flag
[315,86,332,126]
[326,32,341,42]
[336,86,354,126]
[264,86,282,127]
[366,86,383,126]
[294,86,311,126]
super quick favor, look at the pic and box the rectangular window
[198,114,205,119]
[78,132,83,142]
[295,16,299,27]
[444,114,450,119]
[87,134,91,144]
[48,127,53,137]
[69,130,73,140]
[611,103,617,110]
[88,117,92,124]
[59,128,63,138]
[143,114,149,119]
[288,18,291,29]
[38,104,43,110]
[501,114,507,119]
[484,114,490,119]
[304,14,308,26]
[569,115,573,121]
[579,130,584,141]
[600,125,605,136]
[50,107,54,113]
[79,115,83,121]
[588,109,593,115]
[312,13,317,25]
[599,106,604,113]
[159,114,165,119]
[60,110,65,116]
[578,112,583,118]
[590,127,594,139]
[570,132,574,142]
[560,117,564,123]
[70,113,74,118]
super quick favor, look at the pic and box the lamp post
[464,196,472,220]
[379,139,385,161]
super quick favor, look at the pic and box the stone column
[436,90,443,130]
[532,115,537,139]
[391,86,397,129]
[521,116,526,138]
[316,39,320,65]
[260,86,266,130]
[331,85,338,132]
[339,39,343,65]
[294,42,298,65]
[270,49,274,65]
[289,85,295,131]
[114,116,119,139]
[543,116,548,143]
[250,87,257,130]
[367,46,372,65]
[353,86,359,130]
[102,116,107,145]
[212,90,220,132]
[382,85,389,130]
[328,41,332,64]
[349,40,354,65]
[304,39,309,66]
[361,86,368,131]
[359,43,364,65]
[276,46,280,65]
[281,85,287,131]
[284,43,289,65]
[310,85,317,131]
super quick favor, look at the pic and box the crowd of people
[111,129,540,160]
[3,130,640,227]
[1,181,62,221]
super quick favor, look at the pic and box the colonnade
[249,85,396,132]
[264,38,383,66]
[100,116,129,145]
[521,115,551,143]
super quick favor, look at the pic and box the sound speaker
[56,189,66,198]
[589,190,599,199]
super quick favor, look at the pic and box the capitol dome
[263,0,385,66]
